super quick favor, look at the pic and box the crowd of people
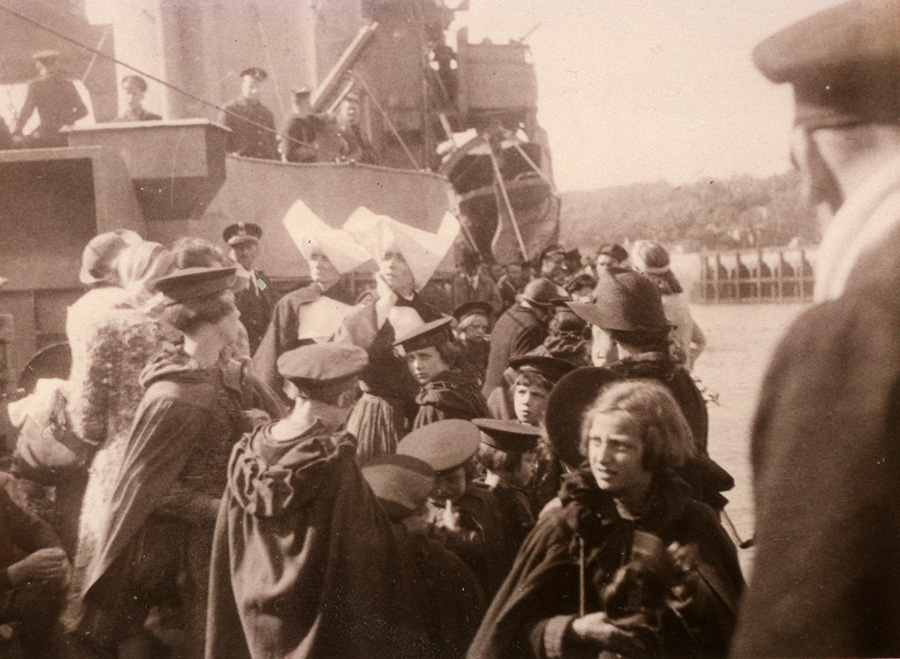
[0,195,735,659]
[4,0,900,657]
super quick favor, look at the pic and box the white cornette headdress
[343,207,459,292]
[282,199,372,275]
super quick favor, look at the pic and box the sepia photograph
[0,0,896,656]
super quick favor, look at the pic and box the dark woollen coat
[413,368,490,429]
[732,229,900,658]
[483,304,547,397]
[467,471,743,659]
[235,270,279,356]
[206,423,430,659]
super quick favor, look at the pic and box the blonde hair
[579,379,694,473]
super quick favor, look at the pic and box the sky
[463,0,845,191]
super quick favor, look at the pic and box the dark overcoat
[732,228,900,657]
[483,304,546,397]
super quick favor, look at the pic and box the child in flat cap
[394,317,489,429]
[363,455,486,659]
[398,420,515,600]
[474,419,542,549]
[208,343,431,659]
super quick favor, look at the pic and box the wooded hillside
[559,171,818,252]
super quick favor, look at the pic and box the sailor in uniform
[13,50,88,147]
[223,222,278,355]
[217,67,278,160]
[116,75,161,121]
[252,200,372,400]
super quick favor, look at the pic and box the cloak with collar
[66,348,248,628]
[467,470,743,659]
[413,368,490,429]
[206,421,430,659]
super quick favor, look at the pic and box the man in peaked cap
[734,2,900,656]
[117,75,161,122]
[397,419,515,599]
[217,67,278,160]
[253,200,370,399]
[336,90,376,164]
[536,244,567,286]
[279,87,318,163]
[482,277,564,398]
[13,49,88,147]
[223,222,278,355]
[394,317,489,429]
[207,342,432,659]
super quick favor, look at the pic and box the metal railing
[697,248,815,303]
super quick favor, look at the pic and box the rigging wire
[0,1,337,158]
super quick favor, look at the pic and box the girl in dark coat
[394,317,489,429]
[468,380,743,659]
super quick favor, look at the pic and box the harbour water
[690,302,810,576]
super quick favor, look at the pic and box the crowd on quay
[8,0,900,656]
[0,194,738,659]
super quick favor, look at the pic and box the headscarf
[116,241,174,307]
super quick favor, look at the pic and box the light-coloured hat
[343,207,459,291]
[282,199,372,275]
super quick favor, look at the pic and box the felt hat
[397,419,480,473]
[544,366,624,468]
[223,222,263,246]
[239,67,268,82]
[79,230,143,286]
[149,266,238,303]
[282,199,372,274]
[753,0,900,128]
[597,243,629,263]
[361,454,436,517]
[569,267,668,332]
[473,418,541,453]
[630,240,672,275]
[452,301,492,323]
[343,207,459,291]
[520,278,567,307]
[393,316,454,355]
[509,355,577,386]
